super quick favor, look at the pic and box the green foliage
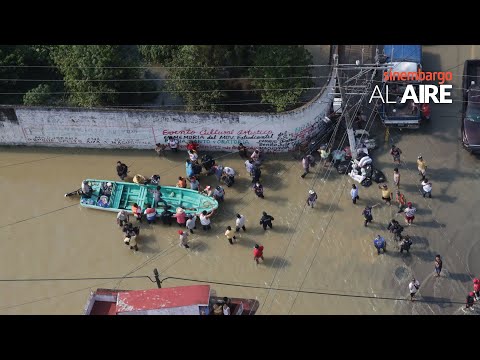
[249,45,313,112]
[138,45,180,64]
[50,45,144,107]
[165,45,226,111]
[23,84,55,106]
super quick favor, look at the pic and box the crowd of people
[104,136,479,310]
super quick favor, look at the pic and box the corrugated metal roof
[116,285,211,312]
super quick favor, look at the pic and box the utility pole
[335,54,358,159]
[153,268,162,288]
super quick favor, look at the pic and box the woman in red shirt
[253,244,264,264]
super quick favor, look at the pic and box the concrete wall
[0,70,335,153]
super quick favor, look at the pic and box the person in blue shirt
[373,235,386,255]
[351,184,359,204]
[186,160,195,178]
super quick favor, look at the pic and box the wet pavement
[0,45,479,314]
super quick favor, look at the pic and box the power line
[0,64,333,69]
[159,275,466,306]
[0,75,332,82]
[0,275,154,282]
[0,86,325,95]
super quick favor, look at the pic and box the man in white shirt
[168,136,179,153]
[245,159,254,176]
[235,213,246,232]
[421,178,432,198]
[409,278,420,301]
[200,210,215,231]
[116,210,129,227]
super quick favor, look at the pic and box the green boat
[79,179,218,216]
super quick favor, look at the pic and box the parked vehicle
[379,45,428,129]
[461,60,480,153]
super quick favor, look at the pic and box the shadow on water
[190,240,210,252]
[262,256,291,269]
[447,272,473,283]
[236,237,258,249]
[420,295,454,309]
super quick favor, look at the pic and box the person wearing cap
[404,202,416,225]
[100,181,113,196]
[417,156,427,180]
[253,244,265,264]
[351,184,359,204]
[421,178,432,198]
[173,207,187,227]
[379,183,392,205]
[213,186,225,202]
[473,278,480,301]
[188,176,200,191]
[466,292,475,309]
[116,210,129,227]
[390,145,402,164]
[225,226,236,245]
[253,182,264,198]
[235,213,246,232]
[132,203,142,223]
[259,211,274,231]
[188,149,198,163]
[306,190,318,208]
[373,235,386,255]
[200,210,215,231]
[409,278,420,301]
[178,230,190,249]
[395,190,407,213]
[202,185,213,197]
[362,205,373,227]
[186,213,197,234]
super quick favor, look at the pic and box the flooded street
[1,45,479,315]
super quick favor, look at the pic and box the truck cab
[461,60,480,153]
[379,45,427,129]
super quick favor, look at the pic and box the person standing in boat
[149,186,167,208]
[116,210,129,228]
[116,161,128,181]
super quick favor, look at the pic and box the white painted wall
[0,71,335,153]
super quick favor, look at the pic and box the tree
[49,45,147,107]
[249,45,313,112]
[138,45,180,64]
[23,84,58,106]
[165,45,226,111]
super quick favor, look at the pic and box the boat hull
[79,179,218,216]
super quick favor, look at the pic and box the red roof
[116,285,210,312]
